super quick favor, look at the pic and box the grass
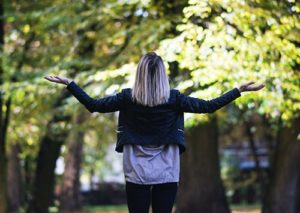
[83,205,127,212]
[83,204,261,213]
[231,203,261,212]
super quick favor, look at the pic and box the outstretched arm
[177,81,265,113]
[44,75,125,113]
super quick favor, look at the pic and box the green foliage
[1,0,187,190]
[158,0,300,127]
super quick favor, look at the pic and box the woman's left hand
[44,75,71,85]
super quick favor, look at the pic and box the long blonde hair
[132,52,170,107]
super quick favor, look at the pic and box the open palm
[239,81,265,92]
[44,75,70,85]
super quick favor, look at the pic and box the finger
[45,76,59,83]
[254,84,265,89]
[257,84,265,90]
[44,76,52,80]
[47,76,55,80]
[246,81,255,86]
[54,76,64,83]
[54,76,63,81]
[250,84,265,90]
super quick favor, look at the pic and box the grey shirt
[123,144,180,185]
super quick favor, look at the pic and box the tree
[176,115,230,213]
[0,2,11,212]
[263,117,300,213]
[157,0,300,211]
[22,0,187,211]
[59,113,86,212]
[7,142,23,212]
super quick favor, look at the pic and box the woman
[45,52,264,213]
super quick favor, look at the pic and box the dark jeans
[125,181,178,213]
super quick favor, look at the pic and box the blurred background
[0,0,299,213]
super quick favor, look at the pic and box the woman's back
[118,88,180,134]
[65,80,242,154]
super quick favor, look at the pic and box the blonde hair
[132,52,170,107]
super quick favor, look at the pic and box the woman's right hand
[238,81,265,93]
[44,75,71,85]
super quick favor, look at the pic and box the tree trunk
[7,143,23,212]
[176,115,230,213]
[27,12,99,211]
[0,146,6,213]
[297,175,300,212]
[24,155,35,205]
[262,117,300,213]
[89,168,96,191]
[27,105,71,213]
[0,96,11,213]
[59,113,86,213]
[245,120,265,201]
[0,115,7,213]
[27,132,65,213]
[0,2,6,213]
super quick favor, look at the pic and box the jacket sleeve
[66,81,125,113]
[176,88,241,113]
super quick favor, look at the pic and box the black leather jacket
[66,81,241,154]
